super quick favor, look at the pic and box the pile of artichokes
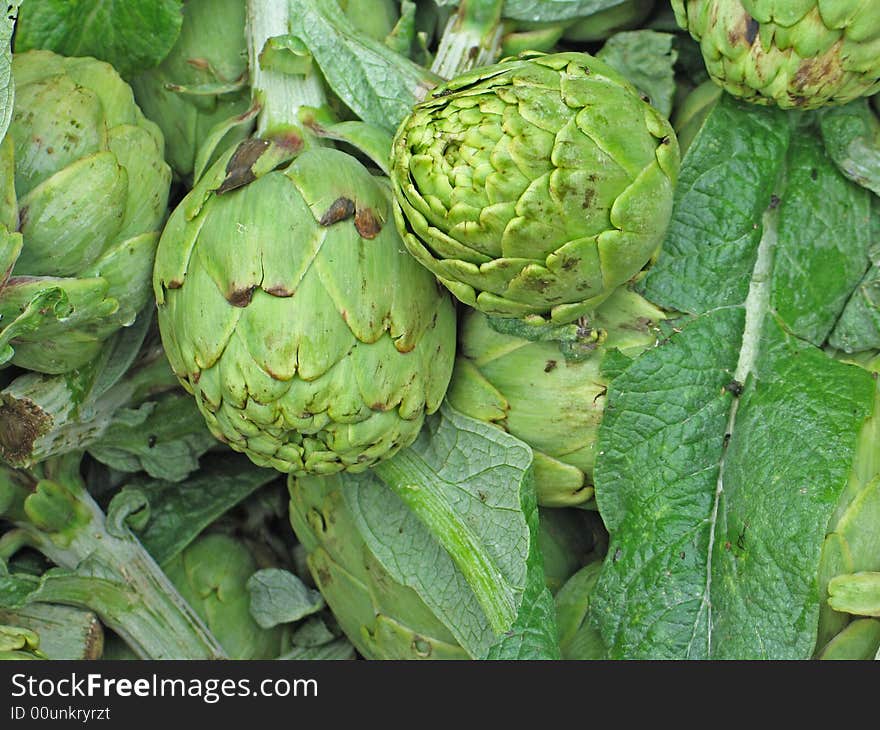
[2,0,879,663]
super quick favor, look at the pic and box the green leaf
[591,95,878,659]
[87,392,217,482]
[278,638,356,660]
[246,569,324,629]
[368,404,558,659]
[597,30,678,118]
[288,0,438,135]
[0,1,21,142]
[130,454,280,566]
[819,99,880,196]
[640,95,789,314]
[14,0,184,77]
[829,201,880,354]
[500,0,629,23]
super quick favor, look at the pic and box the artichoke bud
[154,145,456,476]
[672,0,880,110]
[161,533,284,660]
[390,51,680,326]
[0,50,171,374]
[446,286,665,507]
[130,0,251,181]
[288,474,469,660]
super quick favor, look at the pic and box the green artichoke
[672,0,880,110]
[446,286,665,507]
[130,0,251,181]
[562,0,656,42]
[0,51,171,374]
[390,51,680,325]
[162,533,284,660]
[288,474,470,660]
[153,144,456,476]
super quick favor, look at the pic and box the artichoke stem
[431,0,505,79]
[246,0,327,139]
[13,467,227,660]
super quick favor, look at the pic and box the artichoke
[130,0,251,181]
[0,50,171,374]
[162,533,284,660]
[390,51,680,325]
[153,144,456,476]
[672,1,880,110]
[446,286,665,507]
[289,474,469,660]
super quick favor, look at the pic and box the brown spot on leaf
[215,138,271,195]
[355,207,382,239]
[582,189,595,209]
[544,360,557,373]
[264,284,294,297]
[272,130,304,153]
[165,279,183,290]
[320,197,356,226]
[227,285,256,307]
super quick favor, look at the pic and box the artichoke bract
[0,51,170,374]
[446,286,664,507]
[390,51,679,325]
[672,1,880,110]
[153,144,457,476]
[288,474,469,660]
[130,0,250,181]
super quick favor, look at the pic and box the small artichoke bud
[390,51,680,326]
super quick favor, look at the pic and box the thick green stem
[23,484,226,659]
[0,354,178,468]
[247,0,327,137]
[431,0,505,79]
[374,451,516,634]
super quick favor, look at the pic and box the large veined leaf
[0,2,20,142]
[590,94,878,659]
